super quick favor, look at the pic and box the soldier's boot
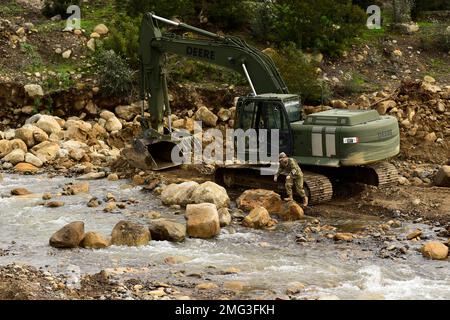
[284,192,293,202]
[302,196,309,207]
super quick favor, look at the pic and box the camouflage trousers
[285,174,306,199]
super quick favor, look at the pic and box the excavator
[123,12,400,204]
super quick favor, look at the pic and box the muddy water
[0,174,449,300]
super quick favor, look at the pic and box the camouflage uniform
[276,158,306,199]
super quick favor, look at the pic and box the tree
[272,0,366,56]
[392,0,414,23]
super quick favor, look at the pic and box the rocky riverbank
[0,169,449,300]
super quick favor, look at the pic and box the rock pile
[0,112,124,173]
[160,181,229,208]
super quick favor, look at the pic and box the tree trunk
[392,0,414,23]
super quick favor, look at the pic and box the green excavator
[124,13,400,204]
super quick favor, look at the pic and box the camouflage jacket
[276,158,303,177]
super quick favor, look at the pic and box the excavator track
[215,166,333,205]
[367,162,399,188]
[303,172,334,204]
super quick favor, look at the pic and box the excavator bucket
[123,131,197,171]
[122,137,181,171]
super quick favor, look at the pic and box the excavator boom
[126,12,291,170]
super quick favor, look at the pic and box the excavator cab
[235,94,300,161]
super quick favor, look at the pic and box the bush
[42,0,80,18]
[412,0,450,20]
[102,14,140,68]
[412,0,450,16]
[351,0,383,10]
[249,1,277,42]
[115,0,195,19]
[272,0,366,56]
[268,44,331,105]
[94,50,135,98]
[167,57,246,86]
[203,0,247,30]
[419,25,450,53]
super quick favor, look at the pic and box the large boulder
[236,189,283,214]
[397,22,420,34]
[195,106,218,127]
[105,116,122,132]
[218,207,232,227]
[191,181,230,209]
[33,126,49,144]
[93,24,109,35]
[64,182,89,195]
[77,172,106,180]
[242,206,274,229]
[24,84,44,98]
[185,203,220,239]
[49,221,85,249]
[63,120,92,142]
[277,201,305,221]
[3,149,25,165]
[0,140,12,158]
[115,104,140,121]
[9,139,28,153]
[421,242,448,260]
[100,110,115,120]
[35,115,62,135]
[435,166,450,187]
[25,152,43,167]
[376,100,397,115]
[148,219,186,242]
[14,162,39,173]
[217,108,231,122]
[334,233,354,241]
[14,125,36,148]
[31,141,60,162]
[111,221,150,247]
[11,188,31,195]
[161,181,199,206]
[80,232,109,249]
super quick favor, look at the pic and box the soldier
[274,152,308,206]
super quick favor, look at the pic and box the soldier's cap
[279,152,288,160]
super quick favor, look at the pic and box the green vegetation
[31,0,448,103]
[42,0,81,18]
[108,0,366,57]
[102,14,140,68]
[20,42,43,71]
[114,0,195,19]
[2,0,24,15]
[93,50,135,99]
[204,0,247,30]
[271,0,366,57]
[167,57,246,87]
[96,0,367,101]
[412,0,450,20]
[341,73,367,95]
[419,24,450,53]
[42,71,74,93]
[338,73,380,96]
[269,44,331,105]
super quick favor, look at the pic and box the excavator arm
[139,12,289,132]
[125,12,289,171]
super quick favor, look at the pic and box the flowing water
[0,174,449,300]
